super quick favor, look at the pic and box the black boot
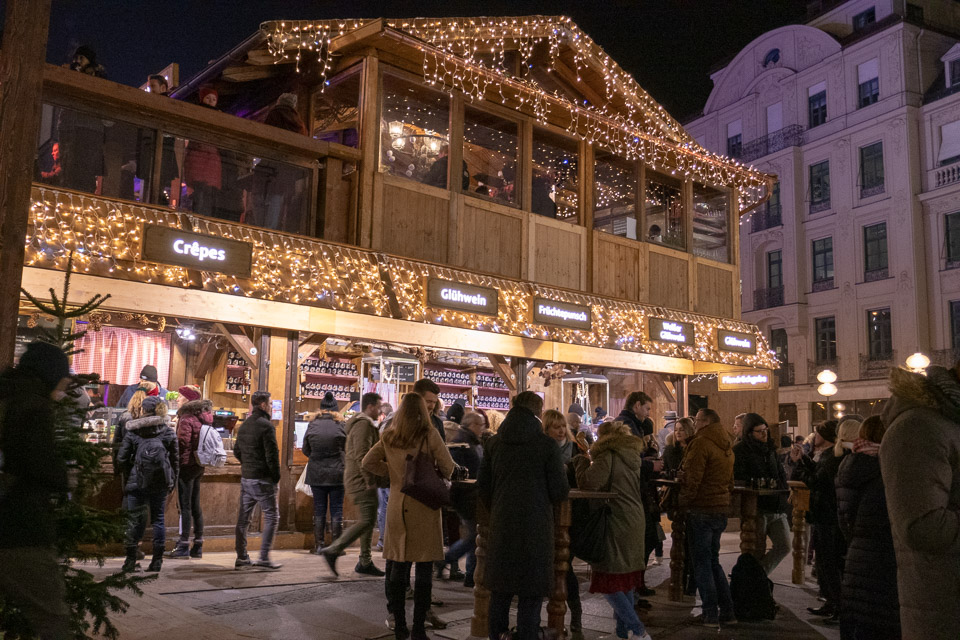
[166,540,190,559]
[332,519,343,542]
[411,582,431,638]
[146,543,164,572]
[190,539,203,558]
[312,517,326,554]
[389,575,409,640]
[122,546,141,573]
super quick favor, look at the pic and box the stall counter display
[474,369,511,410]
[224,350,252,395]
[300,357,359,401]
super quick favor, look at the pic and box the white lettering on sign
[723,335,753,349]
[440,287,487,307]
[537,304,588,323]
[720,374,769,386]
[172,239,226,262]
[659,321,688,343]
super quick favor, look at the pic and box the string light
[26,186,778,372]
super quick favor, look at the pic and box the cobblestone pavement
[88,533,839,639]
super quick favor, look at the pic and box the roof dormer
[943,44,960,89]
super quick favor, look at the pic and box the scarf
[926,365,960,424]
[852,439,880,456]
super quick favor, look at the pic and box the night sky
[4,0,807,120]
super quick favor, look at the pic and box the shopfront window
[36,102,155,202]
[159,133,310,234]
[531,128,579,221]
[463,106,518,205]
[312,66,361,147]
[380,73,451,188]
[593,149,637,239]
[645,170,684,249]
[692,183,729,262]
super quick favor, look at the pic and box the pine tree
[0,254,154,639]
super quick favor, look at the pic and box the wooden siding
[458,199,523,279]
[593,235,640,301]
[529,217,585,289]
[648,250,689,310]
[379,181,449,263]
[696,263,734,318]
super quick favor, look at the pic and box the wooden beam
[329,19,386,55]
[486,354,518,393]
[551,58,605,108]
[297,333,328,362]
[213,322,257,367]
[0,0,52,367]
[193,342,221,382]
[653,375,677,404]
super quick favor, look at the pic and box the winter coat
[792,447,842,526]
[836,451,900,634]
[115,383,168,409]
[176,400,207,471]
[362,426,455,562]
[116,415,179,494]
[443,419,461,443]
[450,425,482,519]
[678,422,734,513]
[183,138,222,189]
[234,408,280,484]
[662,443,684,476]
[478,406,570,597]
[575,433,647,574]
[615,409,657,476]
[343,413,380,495]
[880,366,960,639]
[302,412,346,486]
[733,436,788,513]
[0,369,69,548]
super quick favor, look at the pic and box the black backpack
[134,436,174,493]
[730,553,777,621]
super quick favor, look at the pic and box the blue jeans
[687,511,734,619]
[377,487,389,546]
[235,478,279,561]
[310,484,344,532]
[445,517,477,578]
[604,589,646,638]
[125,490,167,551]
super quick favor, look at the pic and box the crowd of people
[1,342,959,640]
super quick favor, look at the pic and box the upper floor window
[853,7,876,32]
[809,160,831,212]
[951,301,960,349]
[463,105,519,205]
[645,170,685,250]
[859,141,884,197]
[857,59,879,107]
[726,119,742,158]
[532,128,579,221]
[938,121,960,166]
[951,59,960,87]
[312,66,360,147]
[946,212,960,265]
[692,183,729,262]
[380,73,450,188]
[864,221,889,277]
[815,316,838,364]
[593,149,638,240]
[767,249,783,289]
[867,308,893,360]
[770,327,788,364]
[813,237,834,284]
[808,84,827,128]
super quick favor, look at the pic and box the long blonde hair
[127,381,158,419]
[543,409,574,442]
[382,393,431,449]
[834,417,862,457]
[486,409,506,434]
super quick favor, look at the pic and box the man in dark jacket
[0,341,71,639]
[479,391,569,640]
[168,385,209,559]
[791,420,842,623]
[117,395,179,573]
[115,364,167,408]
[680,408,736,627]
[322,392,384,577]
[234,391,282,570]
[413,378,445,442]
[444,412,485,587]
[732,413,790,575]
[303,393,346,552]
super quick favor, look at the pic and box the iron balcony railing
[754,286,784,310]
[751,202,782,233]
[739,125,805,163]
[776,362,795,387]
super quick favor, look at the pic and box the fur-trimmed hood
[884,366,960,427]
[125,414,167,437]
[176,398,205,417]
[589,433,646,471]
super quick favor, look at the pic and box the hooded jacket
[302,411,346,486]
[575,432,647,574]
[733,426,788,514]
[116,414,179,494]
[0,369,69,548]
[879,366,960,639]
[679,421,734,513]
[478,405,569,596]
[176,399,210,470]
[234,407,280,484]
[791,446,841,526]
[343,412,381,494]
[450,425,483,518]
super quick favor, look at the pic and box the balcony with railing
[739,125,805,163]
[753,286,784,310]
[933,347,960,367]
[750,202,782,233]
[775,362,795,387]
[864,267,889,282]
[931,162,960,190]
[860,352,895,380]
[812,277,834,293]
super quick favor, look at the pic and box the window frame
[809,160,831,212]
[863,221,889,275]
[461,102,523,208]
[946,212,960,266]
[593,147,641,241]
[951,59,960,88]
[530,125,582,224]
[859,141,885,196]
[815,316,838,364]
[812,236,834,284]
[951,300,960,350]
[767,249,783,289]
[866,307,893,361]
[858,76,879,108]
[853,7,877,31]
[808,90,827,128]
[726,133,742,158]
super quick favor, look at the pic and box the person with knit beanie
[167,385,210,559]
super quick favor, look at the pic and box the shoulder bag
[569,452,618,565]
[401,437,451,510]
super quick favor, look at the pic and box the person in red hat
[167,385,210,559]
[183,87,222,215]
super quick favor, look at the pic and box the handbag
[569,453,618,565]
[401,438,450,510]
[295,465,313,497]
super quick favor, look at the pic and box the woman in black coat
[835,416,900,640]
[302,394,346,550]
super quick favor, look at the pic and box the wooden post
[0,0,53,367]
[663,486,686,602]
[547,498,572,637]
[471,500,491,638]
[736,488,760,558]
[788,481,810,585]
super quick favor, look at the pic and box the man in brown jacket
[321,392,384,577]
[679,408,736,628]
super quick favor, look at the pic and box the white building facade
[685,0,960,432]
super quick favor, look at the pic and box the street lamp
[817,369,838,398]
[905,352,930,374]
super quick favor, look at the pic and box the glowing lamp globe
[817,382,838,397]
[816,369,837,384]
[905,352,930,372]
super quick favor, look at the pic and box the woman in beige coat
[363,393,455,640]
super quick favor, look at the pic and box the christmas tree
[0,255,153,639]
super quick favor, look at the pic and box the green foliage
[1,254,155,639]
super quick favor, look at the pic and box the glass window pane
[37,103,155,202]
[463,106,518,205]
[864,222,888,272]
[815,316,837,363]
[593,149,637,239]
[312,67,361,147]
[951,301,960,349]
[767,250,783,289]
[947,212,960,262]
[868,308,892,359]
[645,169,684,249]
[531,128,579,221]
[380,73,451,188]
[162,133,310,234]
[692,183,729,262]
